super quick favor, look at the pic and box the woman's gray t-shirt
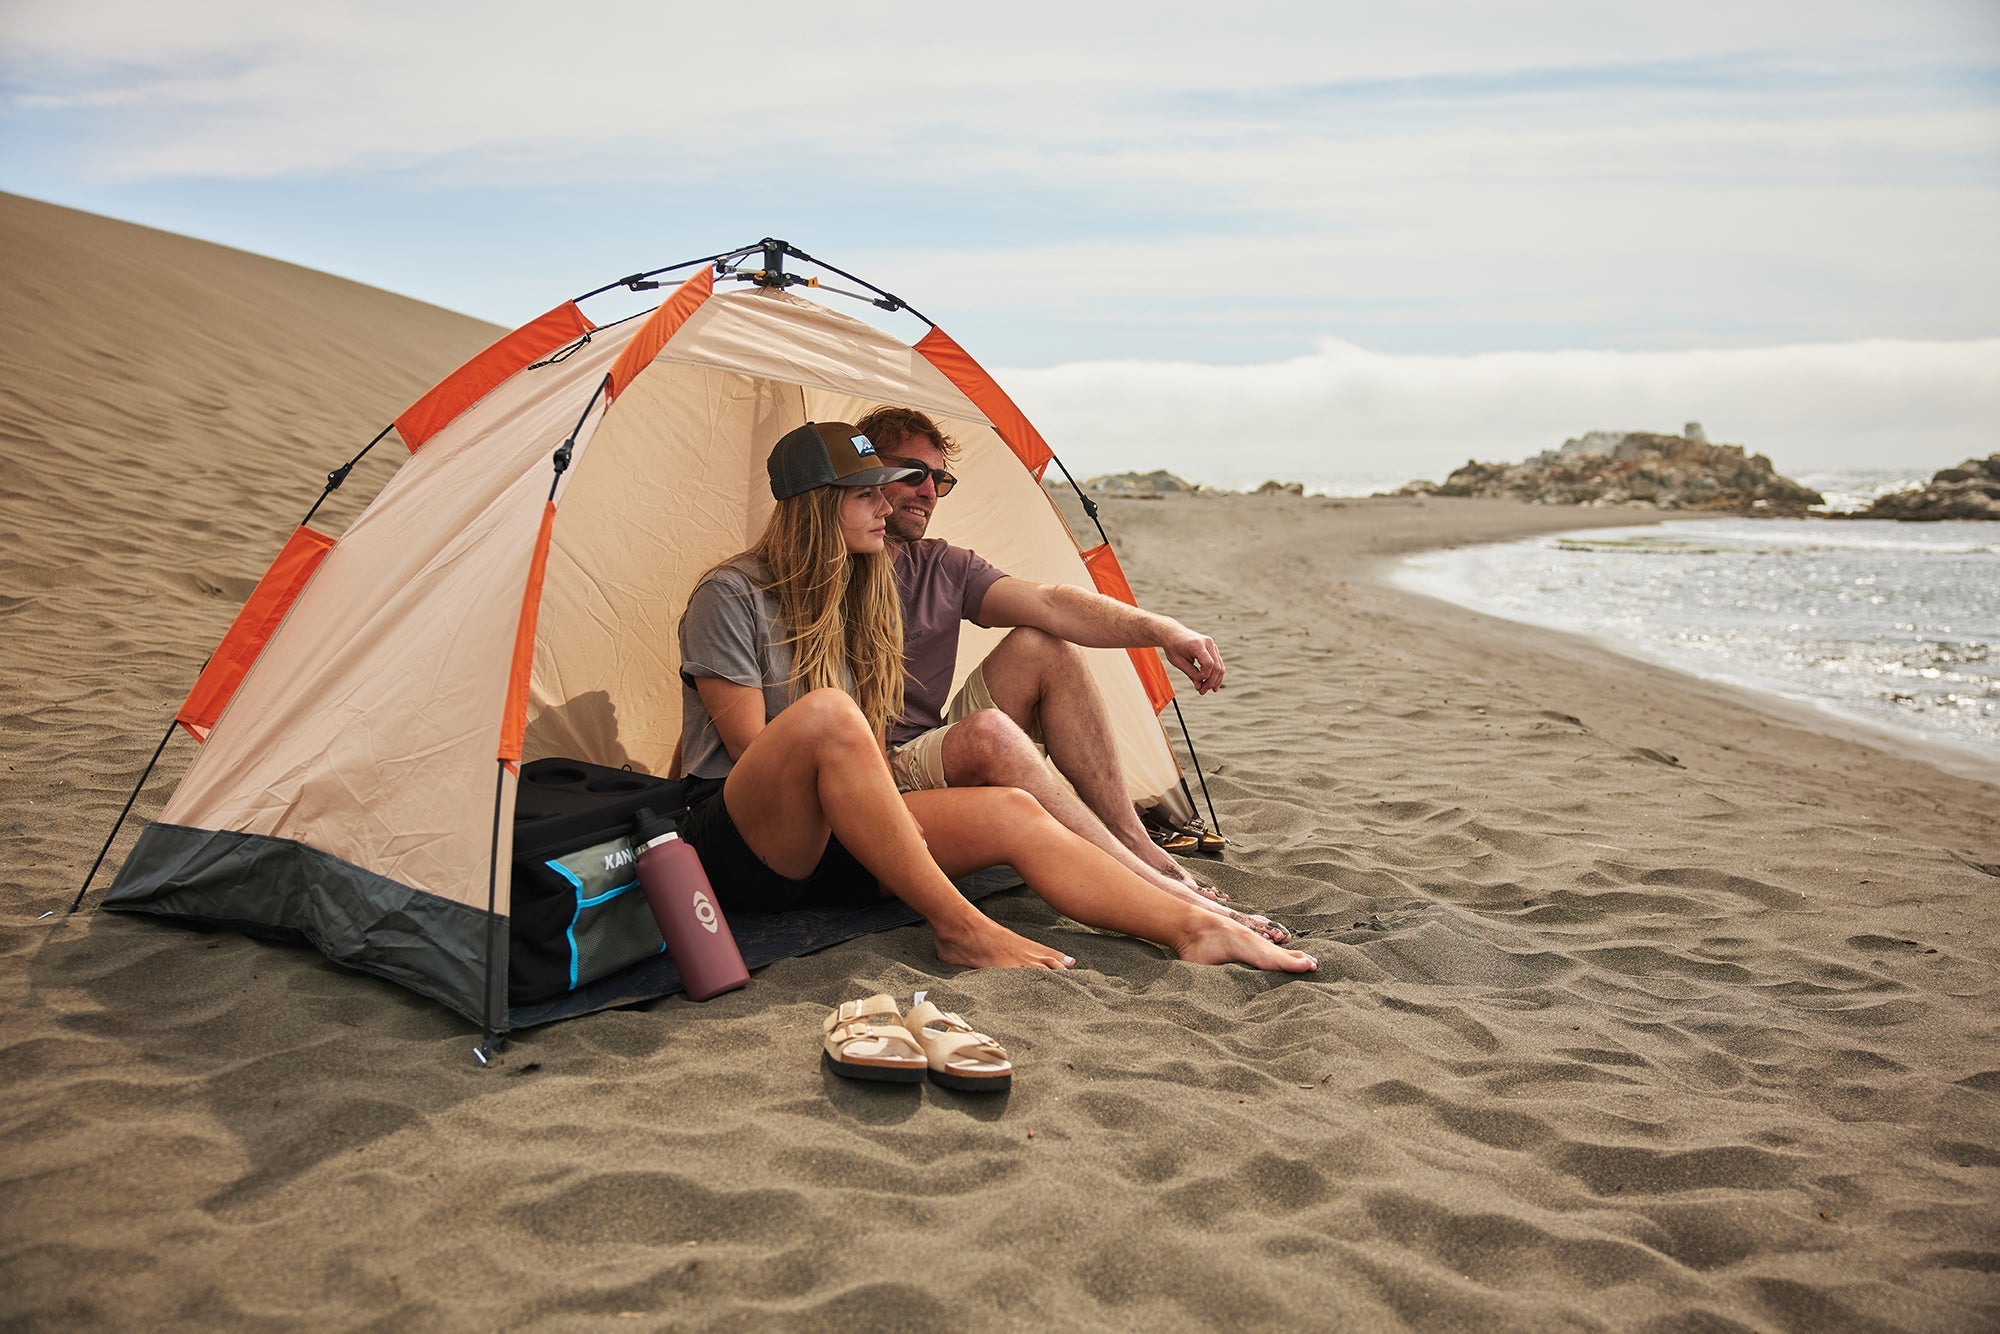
[678,561,796,781]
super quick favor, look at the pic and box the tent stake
[67,718,179,914]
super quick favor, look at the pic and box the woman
[675,420,1316,974]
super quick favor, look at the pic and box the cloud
[2,0,1993,364]
[998,338,2000,487]
[5,2,1994,187]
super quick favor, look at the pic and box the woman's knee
[986,784,1055,830]
[773,688,878,755]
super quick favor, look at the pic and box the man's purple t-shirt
[891,538,1007,747]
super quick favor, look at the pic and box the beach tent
[98,241,1201,1041]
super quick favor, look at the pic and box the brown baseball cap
[766,421,926,500]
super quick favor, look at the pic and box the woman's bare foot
[1173,915,1317,973]
[933,916,1075,970]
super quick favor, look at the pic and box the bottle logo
[691,889,719,934]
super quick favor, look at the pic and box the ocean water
[1390,517,2000,772]
[1185,465,1941,505]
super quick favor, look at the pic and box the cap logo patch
[851,434,877,456]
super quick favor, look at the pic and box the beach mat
[508,866,1022,1029]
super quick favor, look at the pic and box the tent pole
[476,759,507,1065]
[64,718,179,915]
[1047,451,1222,838]
[1169,698,1223,835]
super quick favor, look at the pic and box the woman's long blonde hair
[719,484,905,743]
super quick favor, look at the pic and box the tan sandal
[822,994,926,1084]
[906,995,1013,1093]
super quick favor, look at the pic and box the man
[856,406,1286,940]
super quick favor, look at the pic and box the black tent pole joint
[302,422,396,528]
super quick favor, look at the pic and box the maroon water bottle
[633,807,748,1001]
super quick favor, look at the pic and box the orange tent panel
[499,501,559,763]
[606,268,715,400]
[1080,543,1175,714]
[915,325,1055,478]
[175,524,336,741]
[395,301,597,451]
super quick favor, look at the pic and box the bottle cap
[633,806,681,846]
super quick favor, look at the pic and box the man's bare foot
[1165,861,1229,903]
[1230,909,1293,945]
[934,917,1075,970]
[1146,875,1289,942]
[1173,916,1317,973]
[1122,829,1230,901]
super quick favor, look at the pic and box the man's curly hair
[855,405,958,464]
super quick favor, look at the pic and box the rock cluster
[1254,479,1305,496]
[1080,470,1201,494]
[1855,455,2000,521]
[1397,428,1822,513]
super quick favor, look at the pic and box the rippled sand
[4,193,1997,1330]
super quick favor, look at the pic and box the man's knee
[996,625,1082,671]
[943,709,1043,786]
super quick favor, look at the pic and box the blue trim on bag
[547,860,647,991]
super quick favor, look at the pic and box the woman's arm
[695,676,768,762]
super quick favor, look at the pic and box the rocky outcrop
[1856,455,2000,521]
[1081,469,1201,494]
[1399,429,1823,513]
[1254,479,1305,496]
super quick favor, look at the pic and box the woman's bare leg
[720,689,1072,970]
[904,788,1318,974]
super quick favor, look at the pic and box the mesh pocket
[514,835,666,999]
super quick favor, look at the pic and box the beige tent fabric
[160,323,639,914]
[527,289,1186,813]
[160,284,1189,923]
[525,364,798,771]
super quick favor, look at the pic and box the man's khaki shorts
[889,662,1047,792]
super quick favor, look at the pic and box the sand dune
[3,196,1997,1330]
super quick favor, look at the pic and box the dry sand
[4,193,1998,1331]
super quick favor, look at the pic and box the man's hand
[1162,625,1225,693]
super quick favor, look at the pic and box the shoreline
[1083,491,1999,788]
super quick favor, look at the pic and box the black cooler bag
[509,758,688,1005]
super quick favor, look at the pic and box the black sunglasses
[882,456,957,496]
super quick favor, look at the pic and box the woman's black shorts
[677,776,882,913]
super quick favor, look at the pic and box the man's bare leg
[971,627,1223,897]
[940,638,1289,943]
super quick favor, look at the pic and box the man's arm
[974,576,1226,693]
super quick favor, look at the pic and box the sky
[3,0,1996,485]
